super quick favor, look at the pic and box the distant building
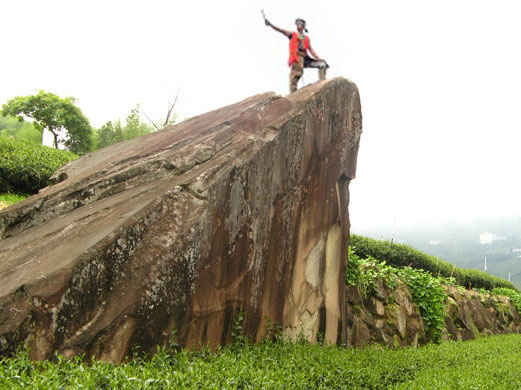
[480,232,495,244]
[479,232,507,244]
[429,240,443,246]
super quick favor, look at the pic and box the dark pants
[289,55,329,92]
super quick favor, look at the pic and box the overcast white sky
[1,0,521,230]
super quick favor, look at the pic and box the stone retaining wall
[443,286,521,341]
[346,280,520,348]
[346,280,426,348]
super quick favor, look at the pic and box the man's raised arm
[265,18,292,38]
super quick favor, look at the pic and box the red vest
[288,33,310,66]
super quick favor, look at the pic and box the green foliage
[363,216,521,288]
[350,235,517,291]
[346,248,366,291]
[231,310,247,347]
[492,287,521,315]
[124,104,153,140]
[0,115,41,144]
[1,90,92,154]
[93,104,154,150]
[95,121,120,149]
[396,267,447,343]
[347,247,446,343]
[0,136,77,194]
[0,193,28,208]
[346,247,397,297]
[2,335,521,389]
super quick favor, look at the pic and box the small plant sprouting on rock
[231,309,247,347]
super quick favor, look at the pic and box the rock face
[0,78,362,362]
[345,281,520,348]
[443,286,521,341]
[345,280,427,348]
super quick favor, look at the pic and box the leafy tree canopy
[1,90,92,154]
[93,104,154,150]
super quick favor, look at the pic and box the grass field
[1,334,521,389]
[0,193,27,210]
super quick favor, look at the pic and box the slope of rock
[0,78,362,362]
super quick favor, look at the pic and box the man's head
[295,18,308,33]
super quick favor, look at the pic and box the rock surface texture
[0,78,362,362]
[345,281,520,348]
[443,286,521,341]
[345,280,427,348]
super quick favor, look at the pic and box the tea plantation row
[2,334,521,389]
[350,234,517,291]
[0,135,77,194]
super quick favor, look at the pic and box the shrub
[347,248,446,343]
[346,247,398,297]
[492,287,521,316]
[0,135,77,194]
[3,332,521,389]
[0,193,28,209]
[350,235,517,291]
[0,115,41,144]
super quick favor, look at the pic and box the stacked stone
[443,286,521,341]
[345,279,426,348]
[345,281,521,348]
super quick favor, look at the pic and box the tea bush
[350,235,516,291]
[1,334,521,389]
[346,248,398,297]
[0,193,28,209]
[0,135,77,194]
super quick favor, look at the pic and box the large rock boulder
[0,78,362,362]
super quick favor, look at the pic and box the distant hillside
[353,216,521,288]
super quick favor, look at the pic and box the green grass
[0,193,28,209]
[1,334,521,389]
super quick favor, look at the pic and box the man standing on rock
[264,15,329,93]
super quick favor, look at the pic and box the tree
[142,89,179,131]
[93,104,153,150]
[0,115,42,143]
[96,121,116,149]
[1,90,93,154]
[123,104,153,140]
